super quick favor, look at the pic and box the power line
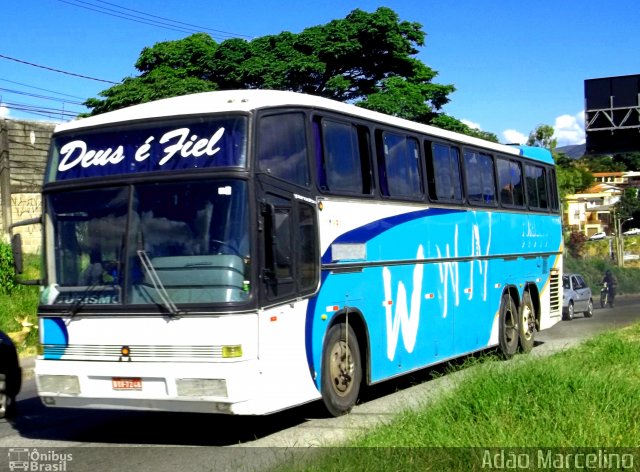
[1,101,82,120]
[55,0,252,41]
[56,0,196,36]
[0,87,85,106]
[0,78,87,101]
[0,53,119,84]
[94,0,252,39]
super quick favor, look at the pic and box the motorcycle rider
[602,270,618,307]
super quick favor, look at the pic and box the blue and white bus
[13,90,562,416]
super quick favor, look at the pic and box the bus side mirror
[11,234,24,274]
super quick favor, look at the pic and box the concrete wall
[0,119,55,253]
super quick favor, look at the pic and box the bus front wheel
[499,293,519,359]
[321,323,362,417]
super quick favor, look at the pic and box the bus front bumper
[34,358,305,415]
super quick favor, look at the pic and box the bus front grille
[42,344,226,361]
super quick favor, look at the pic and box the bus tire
[518,291,536,353]
[498,293,519,359]
[321,323,362,417]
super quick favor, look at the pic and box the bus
[11,89,563,417]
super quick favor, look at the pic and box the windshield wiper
[66,281,100,318]
[137,250,183,318]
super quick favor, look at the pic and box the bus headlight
[37,375,81,395]
[176,379,227,397]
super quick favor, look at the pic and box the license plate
[112,377,142,390]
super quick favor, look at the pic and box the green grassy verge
[0,251,40,355]
[277,324,640,471]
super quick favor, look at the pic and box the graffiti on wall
[10,193,42,253]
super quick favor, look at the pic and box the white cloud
[502,129,527,145]
[0,105,9,118]
[553,111,585,146]
[499,111,585,148]
[461,119,480,130]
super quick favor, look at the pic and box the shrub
[0,242,17,294]
[566,231,587,258]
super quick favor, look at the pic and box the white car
[588,232,606,240]
[562,273,594,320]
[623,227,640,236]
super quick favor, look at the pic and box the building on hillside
[592,172,627,186]
[563,183,622,236]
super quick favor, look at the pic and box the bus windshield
[46,115,248,183]
[43,179,251,309]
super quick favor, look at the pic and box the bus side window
[548,168,560,211]
[464,150,496,205]
[497,157,524,207]
[377,131,423,199]
[316,118,372,195]
[525,164,549,210]
[257,113,310,187]
[426,142,463,202]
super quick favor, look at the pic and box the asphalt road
[1,297,639,472]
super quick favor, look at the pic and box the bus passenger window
[257,113,310,187]
[525,164,549,209]
[464,150,496,205]
[318,119,370,194]
[548,169,560,211]
[379,132,422,198]
[497,157,524,207]
[428,143,463,202]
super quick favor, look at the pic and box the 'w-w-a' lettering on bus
[435,218,493,321]
[436,225,459,319]
[383,245,424,361]
[469,214,492,302]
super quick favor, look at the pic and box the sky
[1,0,639,146]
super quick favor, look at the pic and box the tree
[556,165,593,199]
[616,187,640,220]
[527,124,557,150]
[613,152,640,171]
[581,154,625,172]
[84,8,488,140]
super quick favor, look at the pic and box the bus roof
[56,89,553,164]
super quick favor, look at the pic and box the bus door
[256,182,320,305]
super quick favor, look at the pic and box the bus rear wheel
[499,293,519,359]
[321,323,362,417]
[518,291,536,353]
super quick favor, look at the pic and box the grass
[276,324,640,471]
[0,252,41,356]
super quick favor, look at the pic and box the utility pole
[0,119,12,240]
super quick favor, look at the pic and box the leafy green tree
[581,154,625,172]
[84,7,490,140]
[557,165,593,199]
[527,124,557,150]
[613,152,640,171]
[617,187,640,220]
